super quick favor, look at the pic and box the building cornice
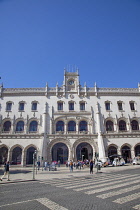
[47,134,98,139]
[1,87,140,97]
[54,111,91,116]
[0,134,43,139]
[103,132,140,138]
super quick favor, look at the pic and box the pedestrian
[58,160,60,167]
[0,161,10,181]
[44,161,48,170]
[69,160,73,172]
[90,160,94,174]
[37,161,40,170]
[78,160,82,169]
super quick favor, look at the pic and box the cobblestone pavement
[0,166,140,210]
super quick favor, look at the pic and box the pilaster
[96,102,106,162]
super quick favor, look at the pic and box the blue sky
[0,0,140,88]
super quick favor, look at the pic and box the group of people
[67,159,94,174]
[0,159,95,182]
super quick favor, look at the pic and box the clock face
[68,80,74,85]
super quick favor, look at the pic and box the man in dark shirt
[0,161,10,181]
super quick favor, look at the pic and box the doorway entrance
[76,142,93,161]
[52,143,68,164]
[121,145,131,163]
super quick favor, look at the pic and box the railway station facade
[0,70,140,166]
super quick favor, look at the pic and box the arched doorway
[76,142,93,161]
[0,147,8,164]
[52,143,68,164]
[121,145,131,163]
[26,147,36,164]
[12,147,22,165]
[135,145,140,156]
[108,146,117,156]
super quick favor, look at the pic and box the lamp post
[33,150,37,180]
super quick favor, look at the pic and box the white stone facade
[0,70,140,166]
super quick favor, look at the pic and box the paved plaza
[0,165,140,210]
[0,164,139,183]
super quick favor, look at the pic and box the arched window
[106,120,114,131]
[57,102,63,111]
[131,120,139,130]
[68,121,76,131]
[79,121,87,131]
[119,120,126,131]
[16,121,24,132]
[29,121,38,132]
[56,121,64,131]
[3,121,11,131]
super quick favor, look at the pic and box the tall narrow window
[6,102,12,111]
[69,102,74,110]
[16,121,24,132]
[119,120,126,131]
[131,120,139,130]
[118,102,123,111]
[68,121,76,131]
[3,121,11,132]
[19,102,25,111]
[106,120,114,131]
[58,102,63,111]
[130,102,135,111]
[32,102,37,111]
[56,121,64,131]
[29,121,38,132]
[79,121,87,131]
[105,102,110,111]
[80,102,85,111]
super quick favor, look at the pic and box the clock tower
[63,68,80,92]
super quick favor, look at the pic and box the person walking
[90,160,94,174]
[37,161,40,170]
[0,161,10,181]
[44,161,48,170]
[69,160,73,172]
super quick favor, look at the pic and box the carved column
[115,115,118,132]
[128,115,132,132]
[76,122,78,134]
[96,102,106,162]
[88,121,91,134]
[21,149,24,166]
[131,148,135,159]
[50,118,53,134]
[117,147,121,156]
[64,120,67,134]
[7,149,11,162]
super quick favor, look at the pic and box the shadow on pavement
[0,169,32,175]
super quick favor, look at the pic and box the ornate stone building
[0,70,140,166]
